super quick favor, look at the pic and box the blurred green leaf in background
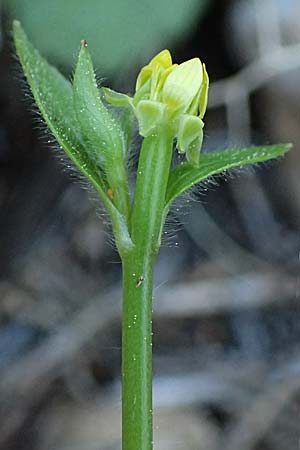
[6,0,209,75]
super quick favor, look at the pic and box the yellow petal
[149,49,172,69]
[135,50,172,95]
[162,58,203,112]
[154,64,178,100]
[135,66,152,92]
[199,63,209,119]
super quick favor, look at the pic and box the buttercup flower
[104,49,209,165]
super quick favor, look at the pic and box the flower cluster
[104,49,209,165]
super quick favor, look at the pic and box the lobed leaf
[165,144,292,209]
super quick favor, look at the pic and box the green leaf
[13,20,106,194]
[73,41,131,223]
[165,144,292,209]
[13,21,133,255]
[73,41,125,163]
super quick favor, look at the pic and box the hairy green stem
[122,129,173,450]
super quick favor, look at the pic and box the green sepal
[165,144,292,209]
[136,100,166,137]
[185,133,203,166]
[103,87,133,108]
[177,114,204,155]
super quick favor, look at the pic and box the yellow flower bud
[162,58,203,113]
[149,49,172,69]
[105,49,209,165]
[134,51,207,118]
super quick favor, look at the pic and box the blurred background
[1,0,300,449]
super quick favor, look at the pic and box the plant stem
[122,129,173,450]
[122,253,154,450]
